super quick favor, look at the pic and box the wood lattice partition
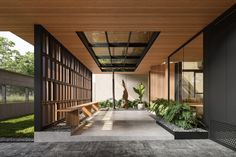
[34,25,92,130]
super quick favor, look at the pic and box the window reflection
[169,34,203,119]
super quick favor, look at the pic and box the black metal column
[112,71,116,109]
[167,57,170,101]
[34,25,43,131]
[174,62,182,102]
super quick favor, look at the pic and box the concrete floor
[35,110,174,142]
[75,110,174,140]
[0,140,235,157]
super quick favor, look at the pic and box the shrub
[128,99,139,108]
[99,99,113,108]
[150,99,197,129]
[99,98,148,109]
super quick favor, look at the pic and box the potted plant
[133,82,145,110]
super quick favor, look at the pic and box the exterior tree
[0,37,34,76]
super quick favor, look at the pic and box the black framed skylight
[77,31,159,72]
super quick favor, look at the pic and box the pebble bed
[0,137,33,142]
[155,115,208,132]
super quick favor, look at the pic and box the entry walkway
[35,110,173,142]
[0,140,235,156]
[74,110,174,141]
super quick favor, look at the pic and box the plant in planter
[150,98,198,129]
[133,82,145,109]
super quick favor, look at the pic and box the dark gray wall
[204,8,236,149]
[0,69,34,120]
[0,103,33,120]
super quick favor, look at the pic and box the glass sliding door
[168,33,204,119]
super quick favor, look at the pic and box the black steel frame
[167,4,236,101]
[76,31,160,72]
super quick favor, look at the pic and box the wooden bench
[56,102,99,132]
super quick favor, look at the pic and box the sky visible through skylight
[0,31,33,55]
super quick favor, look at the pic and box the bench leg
[82,106,92,117]
[92,104,99,111]
[66,110,80,128]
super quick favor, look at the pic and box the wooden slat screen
[39,27,92,128]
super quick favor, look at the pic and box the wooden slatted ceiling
[0,0,235,74]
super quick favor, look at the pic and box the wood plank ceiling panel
[0,0,235,74]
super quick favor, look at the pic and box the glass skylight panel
[111,59,124,64]
[98,59,111,65]
[84,32,106,44]
[92,47,109,56]
[77,31,159,72]
[124,59,139,64]
[107,32,129,43]
[130,32,152,43]
[127,47,145,56]
[110,47,126,56]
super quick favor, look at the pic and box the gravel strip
[0,137,33,142]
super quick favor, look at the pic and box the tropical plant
[99,99,113,108]
[116,99,123,108]
[133,82,145,102]
[150,98,197,129]
[128,99,139,108]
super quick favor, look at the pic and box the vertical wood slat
[37,25,92,129]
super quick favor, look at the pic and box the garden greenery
[133,83,145,102]
[150,99,197,129]
[99,98,147,109]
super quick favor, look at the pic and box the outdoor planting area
[98,82,148,110]
[149,99,208,139]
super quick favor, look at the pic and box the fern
[150,98,198,129]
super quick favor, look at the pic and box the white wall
[93,74,149,102]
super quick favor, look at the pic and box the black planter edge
[156,120,209,139]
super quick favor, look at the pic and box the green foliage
[99,99,113,108]
[0,37,34,76]
[150,99,197,129]
[133,82,145,102]
[0,114,34,137]
[128,99,139,108]
[99,98,146,109]
[116,99,123,108]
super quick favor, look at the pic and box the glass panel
[6,85,26,103]
[98,59,111,65]
[195,73,203,94]
[92,47,109,56]
[84,32,106,44]
[124,59,139,64]
[183,34,203,70]
[169,48,184,100]
[29,88,34,102]
[0,85,2,104]
[182,61,203,70]
[101,67,135,72]
[127,47,145,56]
[107,32,129,43]
[110,47,126,56]
[182,72,195,101]
[130,32,152,43]
[111,59,123,64]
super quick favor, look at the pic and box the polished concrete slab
[75,110,174,139]
[0,140,235,157]
[35,110,174,142]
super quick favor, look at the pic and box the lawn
[0,114,34,138]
